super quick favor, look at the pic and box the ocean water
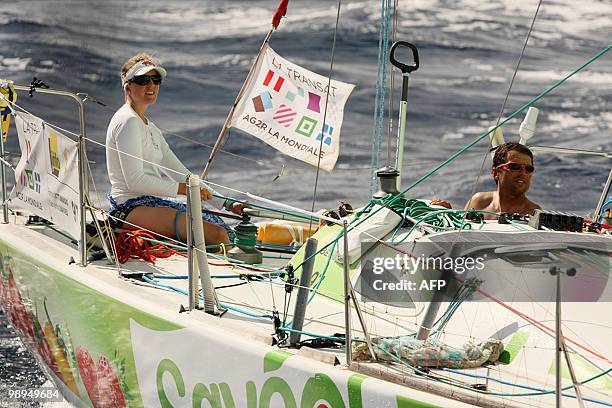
[0,0,611,403]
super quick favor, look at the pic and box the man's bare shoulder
[465,191,495,210]
[525,198,542,214]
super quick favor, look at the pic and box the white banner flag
[45,125,80,238]
[12,112,81,239]
[13,112,47,216]
[230,46,355,171]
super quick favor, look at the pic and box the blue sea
[0,0,611,404]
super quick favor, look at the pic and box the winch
[228,215,263,264]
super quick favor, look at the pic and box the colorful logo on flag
[22,169,41,193]
[307,92,321,113]
[315,124,334,146]
[252,91,273,112]
[25,139,32,162]
[285,87,304,102]
[230,46,355,172]
[295,116,318,137]
[48,131,60,177]
[284,87,321,113]
[273,104,297,128]
[263,69,285,92]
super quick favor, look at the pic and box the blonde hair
[120,53,157,85]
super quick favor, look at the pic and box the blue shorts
[108,195,232,238]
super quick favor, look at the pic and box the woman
[106,53,241,246]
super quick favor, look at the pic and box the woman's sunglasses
[130,75,162,86]
[496,161,535,173]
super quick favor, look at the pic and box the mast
[201,0,288,180]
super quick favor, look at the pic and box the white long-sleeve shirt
[106,104,224,209]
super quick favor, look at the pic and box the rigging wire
[464,0,543,211]
[1,24,608,408]
[386,0,399,166]
[10,78,611,370]
[308,0,343,221]
[2,16,608,402]
[495,0,543,129]
[141,275,273,319]
[369,341,612,401]
[441,368,612,407]
[369,0,394,195]
[285,199,612,366]
[377,43,611,204]
[65,95,272,168]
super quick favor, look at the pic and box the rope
[385,43,612,207]
[369,0,394,196]
[233,228,258,248]
[115,230,186,264]
[386,0,399,166]
[141,275,273,319]
[442,368,612,406]
[308,0,343,219]
[496,0,543,127]
[431,278,482,338]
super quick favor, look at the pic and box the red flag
[271,0,288,29]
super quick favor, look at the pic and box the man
[431,142,541,217]
[465,142,541,217]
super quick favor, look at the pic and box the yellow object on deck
[257,220,318,246]
[1,80,17,142]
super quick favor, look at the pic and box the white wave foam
[442,132,465,140]
[517,70,612,85]
[542,111,612,132]
[0,56,30,72]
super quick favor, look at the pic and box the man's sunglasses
[496,161,535,173]
[130,75,162,86]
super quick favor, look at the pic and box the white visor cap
[123,59,167,86]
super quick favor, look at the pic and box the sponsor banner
[45,127,80,239]
[131,320,431,408]
[13,112,47,216]
[12,112,80,239]
[231,46,355,171]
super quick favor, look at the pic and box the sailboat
[0,1,610,407]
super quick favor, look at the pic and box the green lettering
[263,350,292,373]
[347,374,366,408]
[300,373,344,408]
[219,383,236,408]
[192,383,222,408]
[157,359,185,408]
[246,381,257,408]
[259,377,297,408]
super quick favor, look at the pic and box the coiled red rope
[115,230,186,264]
